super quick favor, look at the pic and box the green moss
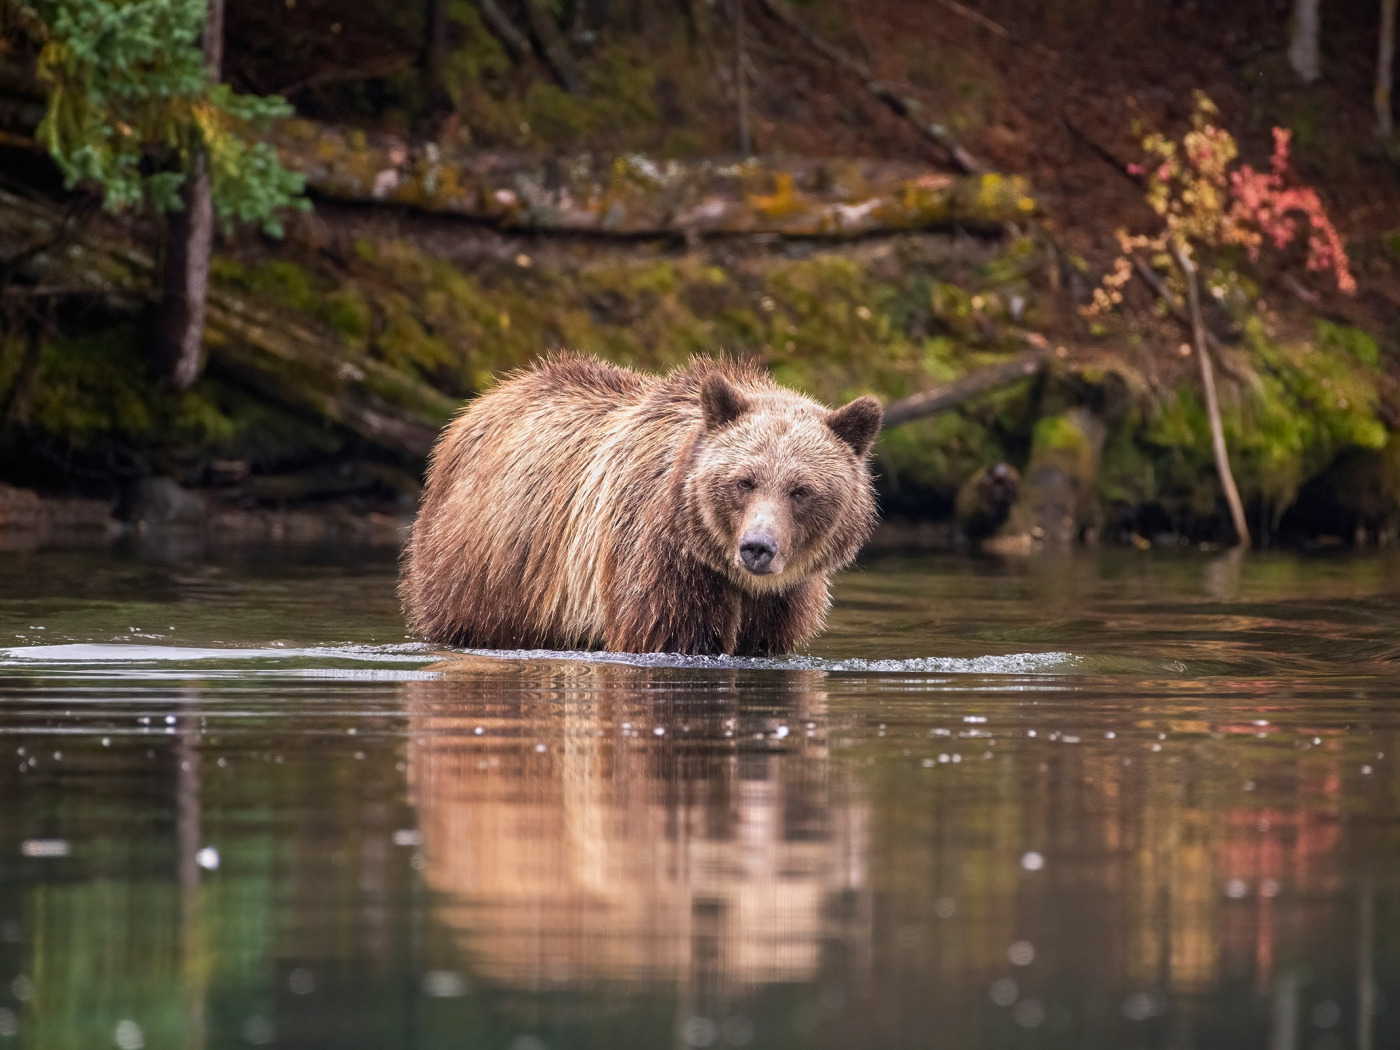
[1136,316,1390,520]
[12,325,353,473]
[323,288,373,349]
[1315,319,1379,367]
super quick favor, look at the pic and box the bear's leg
[736,579,830,656]
[604,561,742,654]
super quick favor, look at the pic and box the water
[0,544,1398,1049]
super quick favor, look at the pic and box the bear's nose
[739,536,778,574]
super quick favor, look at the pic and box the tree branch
[519,0,584,94]
[1131,255,1250,385]
[476,0,531,62]
[882,336,1051,428]
[1173,243,1250,549]
[754,0,986,174]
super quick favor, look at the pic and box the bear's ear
[825,396,883,457]
[701,373,749,430]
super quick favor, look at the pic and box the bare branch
[476,0,531,62]
[1173,243,1250,549]
[519,0,584,94]
[883,337,1051,429]
[754,0,986,174]
[1131,255,1250,385]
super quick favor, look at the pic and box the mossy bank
[0,198,1395,547]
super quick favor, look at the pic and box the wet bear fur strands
[400,353,883,655]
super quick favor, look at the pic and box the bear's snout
[739,533,780,574]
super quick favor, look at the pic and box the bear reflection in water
[405,657,871,991]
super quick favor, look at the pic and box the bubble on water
[1011,999,1045,1028]
[288,967,315,995]
[1020,851,1044,872]
[934,897,956,918]
[0,1007,15,1037]
[242,1015,275,1045]
[721,1015,754,1045]
[195,847,219,871]
[20,840,69,859]
[773,726,788,739]
[654,727,666,736]
[102,737,110,747]
[1244,781,1256,791]
[113,1020,144,1049]
[683,1016,718,1047]
[164,716,175,726]
[1362,765,1373,775]
[535,743,547,753]
[1225,879,1248,899]
[989,978,1018,1006]
[424,970,467,997]
[922,758,936,767]
[393,830,422,847]
[1105,731,1116,740]
[1311,999,1341,1028]
[474,726,484,735]
[1008,941,1035,966]
[964,715,986,724]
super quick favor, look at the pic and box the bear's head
[687,372,882,592]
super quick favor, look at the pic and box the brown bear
[399,354,882,655]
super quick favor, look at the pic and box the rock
[955,463,1021,547]
[0,484,119,550]
[132,478,206,529]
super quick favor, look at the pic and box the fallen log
[881,337,1051,428]
[277,120,1032,236]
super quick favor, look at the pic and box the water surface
[0,545,1397,1049]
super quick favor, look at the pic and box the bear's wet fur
[400,354,882,655]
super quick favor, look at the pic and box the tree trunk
[1288,0,1321,83]
[419,0,453,135]
[153,0,223,392]
[734,0,751,155]
[1173,244,1251,550]
[1379,0,1397,137]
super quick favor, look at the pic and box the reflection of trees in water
[406,659,872,996]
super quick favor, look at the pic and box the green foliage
[8,0,306,233]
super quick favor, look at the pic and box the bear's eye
[735,478,756,494]
[790,486,810,502]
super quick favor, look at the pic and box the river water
[0,544,1397,1049]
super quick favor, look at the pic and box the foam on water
[450,646,1082,675]
[0,643,435,664]
[1,642,1080,676]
